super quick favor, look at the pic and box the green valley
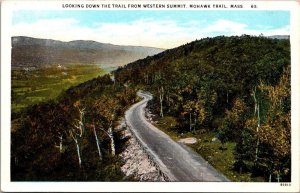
[12,64,105,112]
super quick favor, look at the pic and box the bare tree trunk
[93,123,102,161]
[253,87,257,116]
[75,139,81,167]
[55,134,63,153]
[255,103,260,162]
[159,87,164,118]
[70,132,82,168]
[269,173,272,182]
[253,87,260,162]
[78,107,85,135]
[108,124,115,156]
[59,135,63,153]
[99,123,115,157]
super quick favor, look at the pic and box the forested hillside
[11,35,290,182]
[114,35,291,181]
[11,75,138,181]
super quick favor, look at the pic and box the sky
[12,10,290,49]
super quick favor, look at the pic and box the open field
[12,64,106,112]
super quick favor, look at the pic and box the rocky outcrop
[118,120,166,181]
[178,137,198,144]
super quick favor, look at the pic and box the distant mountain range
[11,36,164,68]
[267,35,290,40]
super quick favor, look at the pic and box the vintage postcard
[1,0,299,192]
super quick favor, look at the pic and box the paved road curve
[125,91,230,182]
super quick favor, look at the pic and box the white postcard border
[1,0,300,192]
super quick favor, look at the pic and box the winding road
[125,91,230,182]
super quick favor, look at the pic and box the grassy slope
[11,64,106,112]
[154,115,264,182]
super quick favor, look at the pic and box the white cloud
[257,25,290,36]
[12,18,290,49]
[12,18,197,48]
[202,19,290,37]
[13,18,94,41]
[93,19,197,48]
[203,19,248,34]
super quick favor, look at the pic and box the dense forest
[11,75,138,180]
[11,35,290,182]
[114,35,291,182]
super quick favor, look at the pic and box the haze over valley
[12,36,164,69]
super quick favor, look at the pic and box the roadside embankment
[117,119,167,181]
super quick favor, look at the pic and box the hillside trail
[125,91,229,182]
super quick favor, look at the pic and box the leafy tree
[219,98,246,143]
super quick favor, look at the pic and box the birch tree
[54,132,64,153]
[252,86,261,162]
[91,121,102,161]
[245,65,291,181]
[158,86,164,118]
[69,129,82,168]
[68,101,85,168]
[92,97,117,157]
